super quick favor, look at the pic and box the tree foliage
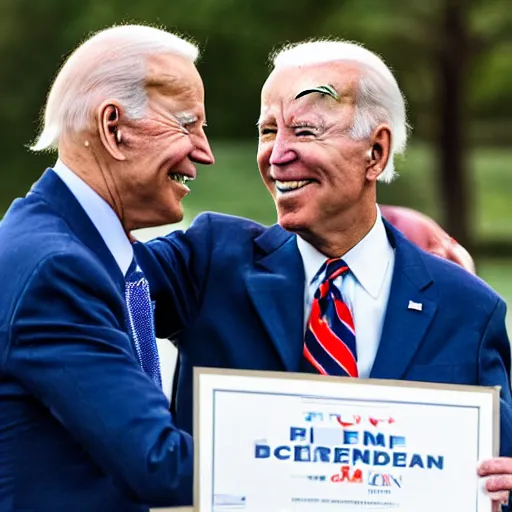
[0,0,510,241]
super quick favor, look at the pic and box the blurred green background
[1,0,511,315]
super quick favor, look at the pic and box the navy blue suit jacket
[0,170,193,512]
[136,212,512,456]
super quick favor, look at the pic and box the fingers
[485,475,512,494]
[488,489,509,503]
[479,458,512,477]
[478,459,512,508]
[489,489,509,512]
[493,498,507,512]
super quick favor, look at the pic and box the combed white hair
[272,40,408,183]
[31,24,199,152]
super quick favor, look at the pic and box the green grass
[480,260,512,300]
[182,139,276,225]
[473,149,512,240]
[479,260,512,331]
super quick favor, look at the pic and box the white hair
[271,40,408,183]
[31,24,199,152]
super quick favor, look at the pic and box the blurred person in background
[134,39,511,508]
[380,205,476,274]
[0,24,214,511]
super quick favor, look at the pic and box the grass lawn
[479,260,512,331]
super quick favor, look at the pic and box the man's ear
[366,124,391,182]
[97,100,126,161]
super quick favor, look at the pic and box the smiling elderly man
[134,39,512,508]
[0,24,213,511]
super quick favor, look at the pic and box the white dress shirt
[52,160,133,276]
[296,208,395,378]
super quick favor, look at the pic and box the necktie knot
[126,260,144,285]
[315,258,350,300]
[324,258,350,281]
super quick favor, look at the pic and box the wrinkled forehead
[145,53,205,107]
[259,61,360,122]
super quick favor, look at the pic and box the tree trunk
[436,0,473,250]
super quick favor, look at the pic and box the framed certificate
[193,368,499,512]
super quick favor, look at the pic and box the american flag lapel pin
[408,300,423,312]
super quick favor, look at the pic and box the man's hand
[380,205,476,274]
[478,458,512,510]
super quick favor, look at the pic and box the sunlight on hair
[31,24,199,152]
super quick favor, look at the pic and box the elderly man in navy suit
[0,24,214,511]
[134,39,512,509]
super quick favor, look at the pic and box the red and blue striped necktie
[303,258,358,377]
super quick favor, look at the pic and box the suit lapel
[245,225,305,371]
[29,169,125,293]
[370,222,437,379]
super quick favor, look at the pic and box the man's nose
[191,132,215,165]
[269,134,296,166]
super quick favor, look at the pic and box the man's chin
[160,198,185,223]
[132,205,184,232]
[165,207,184,225]
[277,211,311,234]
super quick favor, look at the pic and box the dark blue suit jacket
[0,170,193,512]
[136,212,512,457]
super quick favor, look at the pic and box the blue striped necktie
[303,258,358,377]
[124,258,162,387]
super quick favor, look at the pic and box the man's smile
[274,179,313,193]
[168,172,194,186]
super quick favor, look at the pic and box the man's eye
[296,129,315,136]
[176,114,199,131]
[260,128,277,136]
[295,126,316,137]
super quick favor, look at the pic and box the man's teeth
[169,173,192,185]
[275,180,311,192]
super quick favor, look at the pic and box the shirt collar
[52,159,133,276]
[296,207,393,299]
